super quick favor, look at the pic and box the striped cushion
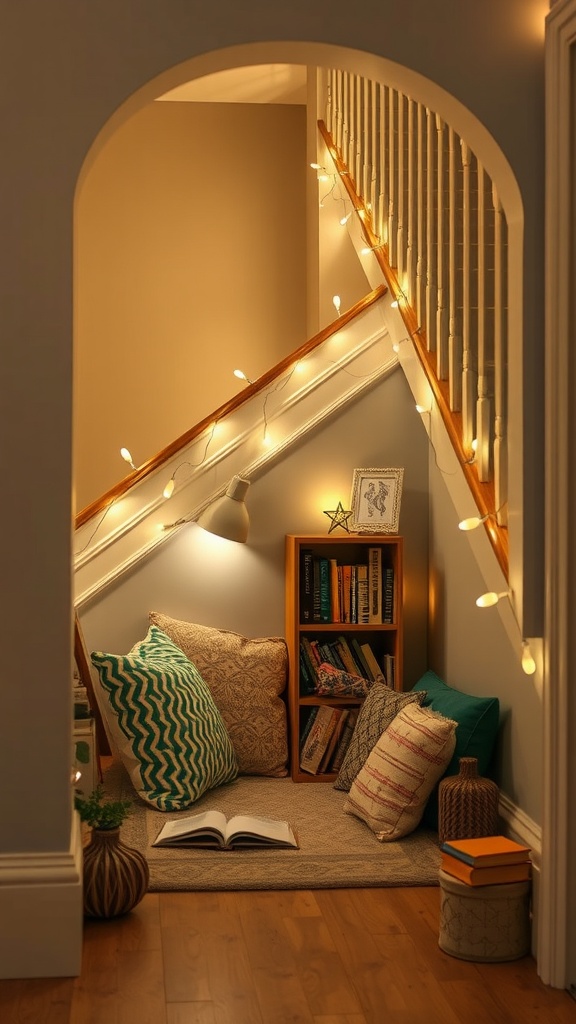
[343,702,457,840]
[91,626,238,811]
[334,682,427,791]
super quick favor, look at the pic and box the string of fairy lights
[75,153,537,675]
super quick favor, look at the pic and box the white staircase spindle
[415,102,426,329]
[370,80,379,229]
[335,70,344,154]
[492,183,508,523]
[448,126,462,411]
[436,114,449,379]
[362,77,371,204]
[425,107,437,352]
[388,89,397,268]
[476,161,491,482]
[461,140,476,451]
[406,98,416,306]
[396,92,405,281]
[379,85,389,247]
[355,74,363,192]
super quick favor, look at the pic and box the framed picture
[350,467,404,534]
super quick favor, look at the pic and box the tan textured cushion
[149,612,289,777]
[344,703,457,840]
[334,682,427,791]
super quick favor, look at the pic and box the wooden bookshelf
[285,534,403,783]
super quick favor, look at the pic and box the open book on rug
[152,809,299,851]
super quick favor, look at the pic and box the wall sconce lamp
[196,475,250,543]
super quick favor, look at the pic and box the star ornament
[323,501,353,534]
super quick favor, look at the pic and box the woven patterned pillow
[343,703,457,841]
[334,682,427,791]
[91,626,238,811]
[316,662,372,698]
[149,613,289,777]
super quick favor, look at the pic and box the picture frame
[350,467,404,534]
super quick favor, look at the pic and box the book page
[156,809,227,843]
[226,814,295,845]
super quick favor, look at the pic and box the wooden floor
[1,886,575,1024]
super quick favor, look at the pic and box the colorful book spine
[440,836,532,867]
[329,558,341,622]
[300,705,340,774]
[441,853,531,887]
[368,547,382,623]
[341,564,352,623]
[356,564,370,624]
[300,549,314,624]
[330,708,358,771]
[383,566,395,624]
[319,558,331,623]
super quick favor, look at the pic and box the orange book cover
[440,835,531,867]
[441,853,531,887]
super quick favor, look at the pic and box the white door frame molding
[542,0,576,989]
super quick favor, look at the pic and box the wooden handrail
[75,284,387,530]
[318,119,509,578]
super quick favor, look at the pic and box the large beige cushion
[149,612,289,777]
[344,702,457,840]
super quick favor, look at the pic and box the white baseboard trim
[499,791,541,959]
[0,813,83,979]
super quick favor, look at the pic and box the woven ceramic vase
[82,827,149,918]
[438,756,499,845]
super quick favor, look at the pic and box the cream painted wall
[74,101,307,510]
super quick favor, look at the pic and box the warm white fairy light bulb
[233,369,254,384]
[475,590,510,608]
[459,514,489,532]
[521,641,536,675]
[332,295,341,315]
[120,447,136,470]
[163,479,175,499]
[339,213,352,226]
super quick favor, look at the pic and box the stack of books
[299,705,358,775]
[440,835,532,887]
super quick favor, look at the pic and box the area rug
[102,759,442,891]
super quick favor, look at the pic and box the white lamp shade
[196,476,250,543]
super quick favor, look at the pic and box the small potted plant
[76,786,149,918]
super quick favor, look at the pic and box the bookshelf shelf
[285,533,403,783]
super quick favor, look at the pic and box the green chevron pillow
[91,626,238,811]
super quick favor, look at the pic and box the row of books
[299,634,395,694]
[73,683,92,720]
[440,835,532,887]
[299,705,358,775]
[300,548,395,625]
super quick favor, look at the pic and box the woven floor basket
[438,756,499,845]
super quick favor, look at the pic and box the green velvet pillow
[411,670,500,828]
[91,626,238,811]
